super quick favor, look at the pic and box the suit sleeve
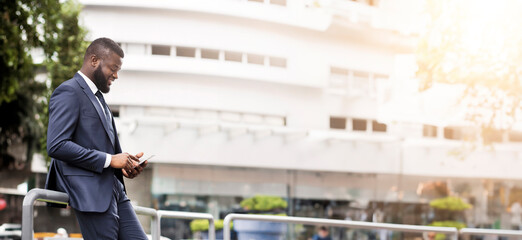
[47,85,106,173]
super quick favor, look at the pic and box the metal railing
[21,188,215,240]
[22,188,69,240]
[223,213,459,240]
[133,205,161,240]
[157,210,215,240]
[23,189,522,240]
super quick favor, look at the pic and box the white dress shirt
[78,71,112,168]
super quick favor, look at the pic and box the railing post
[156,210,215,240]
[208,218,215,240]
[21,188,69,240]
[223,214,234,240]
[153,214,161,240]
[451,232,459,240]
[133,205,160,240]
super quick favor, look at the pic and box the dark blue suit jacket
[45,73,125,213]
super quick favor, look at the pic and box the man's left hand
[122,152,148,179]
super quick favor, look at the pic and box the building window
[127,43,147,55]
[330,67,349,76]
[329,67,349,90]
[270,0,286,6]
[483,129,503,143]
[509,131,522,142]
[369,0,380,6]
[269,57,286,68]
[423,125,437,138]
[372,120,386,132]
[444,127,463,140]
[444,127,455,140]
[353,0,379,6]
[151,45,171,56]
[247,54,264,65]
[352,118,367,131]
[352,71,370,95]
[444,127,478,141]
[176,47,196,58]
[330,117,346,130]
[225,51,242,62]
[201,49,219,60]
[374,74,389,82]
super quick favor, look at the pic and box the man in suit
[45,37,148,239]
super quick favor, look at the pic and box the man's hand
[122,152,148,179]
[110,152,138,169]
[111,152,139,178]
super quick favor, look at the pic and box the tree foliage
[416,0,522,143]
[38,0,88,163]
[0,0,87,170]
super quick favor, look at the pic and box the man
[45,37,148,239]
[312,226,332,240]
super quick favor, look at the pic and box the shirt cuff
[104,154,111,168]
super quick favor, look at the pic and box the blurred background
[1,0,522,239]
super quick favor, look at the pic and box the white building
[78,0,522,235]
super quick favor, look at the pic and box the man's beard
[93,65,110,93]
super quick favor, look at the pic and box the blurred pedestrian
[313,226,332,240]
[423,232,436,240]
[56,228,68,237]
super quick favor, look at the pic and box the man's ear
[90,54,100,68]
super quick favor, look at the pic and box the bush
[240,195,287,212]
[428,221,467,240]
[190,219,231,232]
[429,196,472,211]
[429,220,466,229]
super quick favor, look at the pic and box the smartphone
[138,155,155,165]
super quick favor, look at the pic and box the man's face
[319,229,329,238]
[93,51,122,93]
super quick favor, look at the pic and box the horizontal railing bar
[133,205,157,217]
[157,210,214,220]
[223,214,458,240]
[460,228,522,237]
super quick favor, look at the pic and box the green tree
[39,0,89,163]
[416,0,522,144]
[0,0,87,171]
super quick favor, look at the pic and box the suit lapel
[74,73,116,149]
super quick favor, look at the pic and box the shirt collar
[78,71,99,95]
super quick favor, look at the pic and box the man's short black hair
[84,37,124,61]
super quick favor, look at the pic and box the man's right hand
[110,153,139,171]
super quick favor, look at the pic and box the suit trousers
[73,176,148,240]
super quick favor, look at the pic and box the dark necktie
[95,91,115,146]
